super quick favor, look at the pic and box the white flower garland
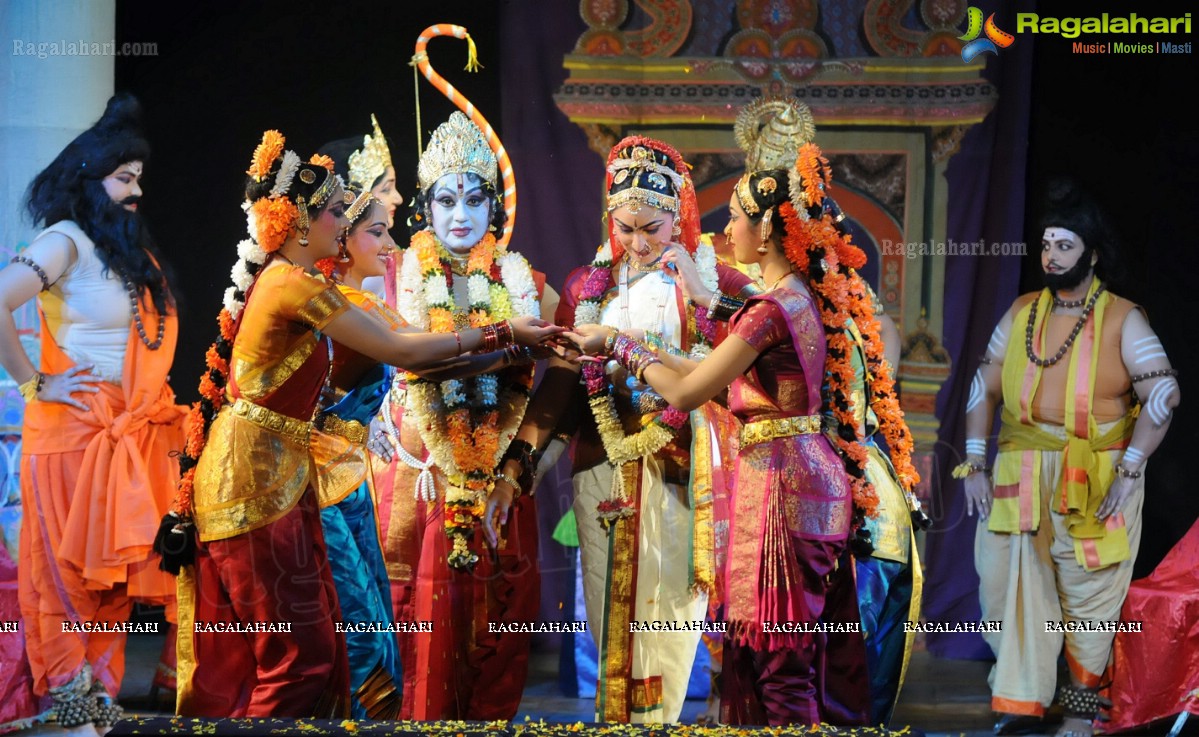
[576,240,720,460]
[269,150,301,198]
[397,237,540,488]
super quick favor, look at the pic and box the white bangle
[965,438,987,458]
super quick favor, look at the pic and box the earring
[296,195,310,247]
[672,222,682,239]
[337,240,350,263]
[757,207,773,254]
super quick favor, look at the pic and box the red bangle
[480,324,498,353]
[494,320,514,349]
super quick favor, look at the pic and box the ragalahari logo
[960,7,1015,61]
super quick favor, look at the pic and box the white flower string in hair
[269,150,301,198]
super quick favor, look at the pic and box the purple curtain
[499,3,604,643]
[922,0,1035,659]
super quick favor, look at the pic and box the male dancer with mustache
[0,93,185,734]
[962,181,1180,737]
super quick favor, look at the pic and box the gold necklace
[767,269,795,290]
[625,253,663,273]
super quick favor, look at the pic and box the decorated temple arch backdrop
[553,0,998,492]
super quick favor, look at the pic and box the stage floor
[15,634,1026,736]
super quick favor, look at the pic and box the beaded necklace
[1026,283,1105,368]
[125,279,165,350]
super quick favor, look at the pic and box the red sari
[177,264,350,718]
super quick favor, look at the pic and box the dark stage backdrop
[113,0,504,402]
[924,0,1199,658]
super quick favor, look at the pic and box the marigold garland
[775,199,921,531]
[796,142,831,207]
[249,197,299,254]
[309,153,335,172]
[248,130,285,181]
[400,228,538,570]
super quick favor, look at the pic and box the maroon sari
[720,288,855,726]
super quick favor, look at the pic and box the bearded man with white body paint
[959,181,1180,737]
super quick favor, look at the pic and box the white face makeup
[430,172,492,254]
[1041,227,1087,276]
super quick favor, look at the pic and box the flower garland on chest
[575,240,719,527]
[398,229,539,569]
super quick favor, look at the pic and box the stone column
[0,0,113,509]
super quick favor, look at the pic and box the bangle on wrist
[18,371,44,402]
[952,460,990,480]
[611,334,661,383]
[495,471,522,498]
[1114,464,1142,480]
[965,438,988,457]
[495,320,514,349]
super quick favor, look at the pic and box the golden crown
[734,97,816,171]
[416,111,497,192]
[347,114,393,190]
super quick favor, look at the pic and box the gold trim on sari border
[297,284,350,329]
[689,410,716,595]
[630,676,664,713]
[233,335,317,402]
[192,404,312,541]
[174,566,197,713]
[312,428,370,509]
[597,460,641,722]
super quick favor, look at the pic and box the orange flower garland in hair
[778,200,880,519]
[249,197,298,254]
[309,153,335,171]
[248,130,285,181]
[847,273,921,491]
[795,142,831,207]
[173,306,237,518]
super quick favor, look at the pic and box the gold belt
[315,412,369,445]
[740,414,822,447]
[230,398,311,445]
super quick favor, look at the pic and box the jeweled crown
[416,112,498,192]
[347,114,393,190]
[734,97,816,171]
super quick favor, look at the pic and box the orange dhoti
[18,312,186,697]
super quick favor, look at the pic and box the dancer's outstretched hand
[565,324,613,355]
[510,316,565,347]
